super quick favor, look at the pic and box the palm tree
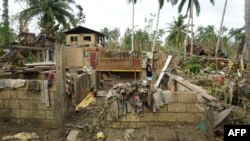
[127,0,137,51]
[165,14,188,50]
[178,0,215,56]
[151,0,178,67]
[19,0,78,36]
[245,0,250,85]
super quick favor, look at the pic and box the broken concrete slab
[66,129,80,141]
[213,107,233,128]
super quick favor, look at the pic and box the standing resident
[146,59,153,84]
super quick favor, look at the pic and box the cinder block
[0,90,10,99]
[17,91,28,99]
[136,122,147,128]
[45,111,54,119]
[158,105,168,113]
[10,100,20,109]
[186,104,205,113]
[176,113,195,123]
[20,100,38,109]
[178,93,197,103]
[41,119,56,128]
[111,122,121,128]
[158,113,177,122]
[0,109,11,117]
[27,91,40,100]
[168,103,186,112]
[3,100,10,108]
[0,100,3,108]
[19,110,29,118]
[139,113,157,121]
[10,92,17,99]
[28,110,46,119]
[126,113,140,121]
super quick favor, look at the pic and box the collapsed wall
[109,91,205,128]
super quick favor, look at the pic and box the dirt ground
[0,89,217,141]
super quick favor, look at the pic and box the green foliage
[100,27,120,48]
[181,57,201,75]
[19,0,85,35]
[26,51,34,63]
[165,14,188,49]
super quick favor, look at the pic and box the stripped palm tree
[245,0,250,85]
[127,0,138,51]
[178,0,215,56]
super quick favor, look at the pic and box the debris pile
[106,80,173,120]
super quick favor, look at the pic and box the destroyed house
[64,26,104,47]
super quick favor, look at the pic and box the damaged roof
[63,26,104,37]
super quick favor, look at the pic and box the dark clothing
[146,64,152,77]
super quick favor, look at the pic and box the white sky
[1,0,245,36]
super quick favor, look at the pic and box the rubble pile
[106,80,173,120]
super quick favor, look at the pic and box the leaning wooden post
[55,43,67,127]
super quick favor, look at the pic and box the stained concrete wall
[0,82,57,127]
[0,75,91,127]
[109,92,205,128]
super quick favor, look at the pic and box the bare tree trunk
[215,0,228,71]
[184,11,191,58]
[132,2,135,51]
[151,4,161,69]
[190,0,194,56]
[245,0,250,84]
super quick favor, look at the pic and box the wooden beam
[11,45,49,51]
[54,44,67,127]
[166,72,218,101]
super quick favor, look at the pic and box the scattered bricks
[45,111,54,119]
[0,90,10,99]
[195,113,204,124]
[176,113,195,123]
[139,113,157,121]
[111,122,121,128]
[187,104,205,113]
[0,100,3,108]
[20,100,38,109]
[10,100,20,109]
[168,103,186,112]
[158,113,177,122]
[17,91,28,99]
[3,100,10,108]
[28,110,46,119]
[66,129,80,141]
[178,93,197,103]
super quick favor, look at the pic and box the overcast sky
[2,0,245,35]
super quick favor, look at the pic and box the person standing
[146,59,153,84]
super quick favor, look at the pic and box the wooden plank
[154,55,172,88]
[11,45,49,50]
[54,44,67,127]
[25,62,55,66]
[166,72,217,101]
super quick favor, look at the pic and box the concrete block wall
[109,92,205,128]
[0,82,57,127]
